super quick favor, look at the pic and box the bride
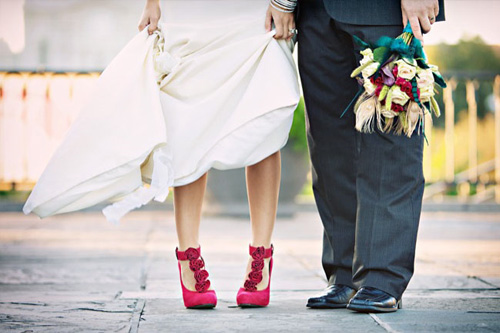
[23,0,299,309]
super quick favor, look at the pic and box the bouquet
[348,24,447,137]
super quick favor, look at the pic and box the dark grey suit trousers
[297,0,425,299]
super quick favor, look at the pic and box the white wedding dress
[23,0,300,223]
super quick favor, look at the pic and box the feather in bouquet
[347,24,447,137]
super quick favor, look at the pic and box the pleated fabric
[23,0,300,223]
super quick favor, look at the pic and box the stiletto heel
[236,244,274,308]
[176,246,217,309]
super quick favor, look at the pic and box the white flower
[419,85,435,102]
[363,80,377,94]
[381,108,398,118]
[362,62,380,79]
[429,64,439,72]
[395,59,417,80]
[417,68,434,90]
[360,48,373,58]
[391,85,410,106]
[360,48,374,65]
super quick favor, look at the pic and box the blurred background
[0,0,499,214]
[0,2,499,331]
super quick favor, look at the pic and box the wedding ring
[289,28,298,35]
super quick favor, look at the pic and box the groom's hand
[265,6,296,40]
[401,0,439,43]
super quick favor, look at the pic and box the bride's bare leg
[174,172,208,290]
[244,151,281,289]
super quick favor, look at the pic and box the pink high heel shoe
[176,246,217,309]
[236,244,274,308]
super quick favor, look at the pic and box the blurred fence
[0,71,499,203]
[0,71,99,190]
[423,72,500,203]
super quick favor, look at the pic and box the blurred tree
[426,35,500,72]
[425,36,500,124]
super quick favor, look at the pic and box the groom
[296,0,445,312]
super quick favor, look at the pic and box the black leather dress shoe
[306,284,357,309]
[347,287,402,313]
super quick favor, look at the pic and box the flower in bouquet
[347,24,447,137]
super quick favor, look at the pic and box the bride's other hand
[138,0,161,35]
[401,0,439,44]
[265,5,296,41]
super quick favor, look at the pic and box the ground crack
[369,313,400,333]
[69,308,132,314]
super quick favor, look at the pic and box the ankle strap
[176,246,201,260]
[249,244,273,259]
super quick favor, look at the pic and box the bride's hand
[265,6,296,40]
[138,0,161,35]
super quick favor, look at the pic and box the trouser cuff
[328,268,356,290]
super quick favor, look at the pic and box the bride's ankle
[179,260,197,290]
[243,255,270,291]
[176,246,210,292]
[250,242,272,249]
[177,243,200,252]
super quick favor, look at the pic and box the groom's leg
[338,22,425,299]
[297,0,359,288]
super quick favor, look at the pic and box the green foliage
[432,72,446,88]
[427,35,500,72]
[372,46,389,63]
[289,97,308,152]
[425,35,500,124]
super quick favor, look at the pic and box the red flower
[251,259,265,271]
[374,85,383,97]
[370,76,383,86]
[244,280,257,292]
[402,86,413,97]
[395,77,407,87]
[251,246,266,260]
[195,280,210,293]
[392,65,398,77]
[391,103,404,113]
[185,248,200,260]
[248,270,263,284]
[194,269,209,283]
[189,258,204,271]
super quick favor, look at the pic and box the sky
[425,0,500,45]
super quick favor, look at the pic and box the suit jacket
[322,0,445,26]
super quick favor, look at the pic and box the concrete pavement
[0,209,499,332]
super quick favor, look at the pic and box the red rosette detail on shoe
[248,270,263,284]
[195,279,211,293]
[189,258,204,271]
[194,269,209,283]
[185,247,200,260]
[251,246,266,260]
[251,259,264,271]
[244,280,257,292]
